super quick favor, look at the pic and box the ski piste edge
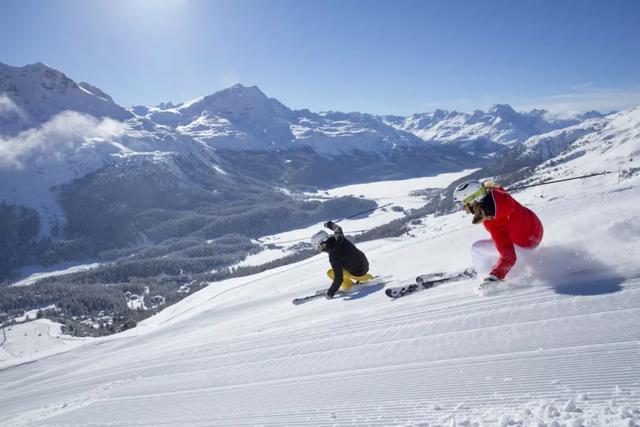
[385,269,476,299]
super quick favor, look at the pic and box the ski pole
[507,171,614,191]
[255,203,393,242]
[334,202,394,223]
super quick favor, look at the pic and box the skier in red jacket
[453,180,544,289]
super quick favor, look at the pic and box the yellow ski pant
[327,269,374,291]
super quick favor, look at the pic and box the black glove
[324,221,335,230]
[325,289,335,299]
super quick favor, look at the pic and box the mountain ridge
[1,61,606,155]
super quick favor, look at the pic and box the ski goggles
[459,186,487,206]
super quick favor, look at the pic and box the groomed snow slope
[1,164,639,426]
[0,320,88,370]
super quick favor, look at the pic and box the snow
[0,111,222,237]
[0,320,88,371]
[324,169,475,210]
[1,149,639,425]
[127,81,591,155]
[211,163,228,175]
[0,111,130,236]
[126,296,145,311]
[0,62,131,130]
[11,261,102,287]
[385,104,586,146]
[12,305,56,323]
[519,116,607,161]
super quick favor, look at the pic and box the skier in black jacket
[311,221,372,299]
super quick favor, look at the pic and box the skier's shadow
[341,282,386,301]
[515,245,624,296]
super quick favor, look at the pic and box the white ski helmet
[453,181,487,205]
[310,230,330,249]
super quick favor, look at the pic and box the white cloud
[513,86,640,118]
[0,94,26,119]
[0,111,128,170]
[418,85,640,116]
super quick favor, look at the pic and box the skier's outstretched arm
[324,221,343,243]
[327,257,343,297]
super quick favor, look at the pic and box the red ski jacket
[483,188,543,279]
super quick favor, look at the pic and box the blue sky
[2,0,639,115]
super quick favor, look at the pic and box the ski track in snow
[1,168,640,426]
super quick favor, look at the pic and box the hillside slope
[1,159,638,426]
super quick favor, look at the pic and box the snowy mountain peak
[14,62,59,75]
[0,61,132,134]
[177,83,292,121]
[487,103,517,117]
[156,101,181,110]
[524,108,549,119]
[0,62,74,94]
[78,82,115,104]
[229,83,263,95]
[578,110,605,120]
[384,102,609,149]
[210,84,268,104]
[29,61,51,68]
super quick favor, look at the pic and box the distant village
[1,282,198,338]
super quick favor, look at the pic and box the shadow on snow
[341,282,387,301]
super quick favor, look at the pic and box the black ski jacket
[324,223,369,296]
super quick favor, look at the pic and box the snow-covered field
[1,155,639,426]
[11,262,102,287]
[0,320,88,371]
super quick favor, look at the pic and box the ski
[386,269,476,299]
[384,278,446,299]
[292,289,326,305]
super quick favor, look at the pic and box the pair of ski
[292,269,475,304]
[385,269,476,299]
